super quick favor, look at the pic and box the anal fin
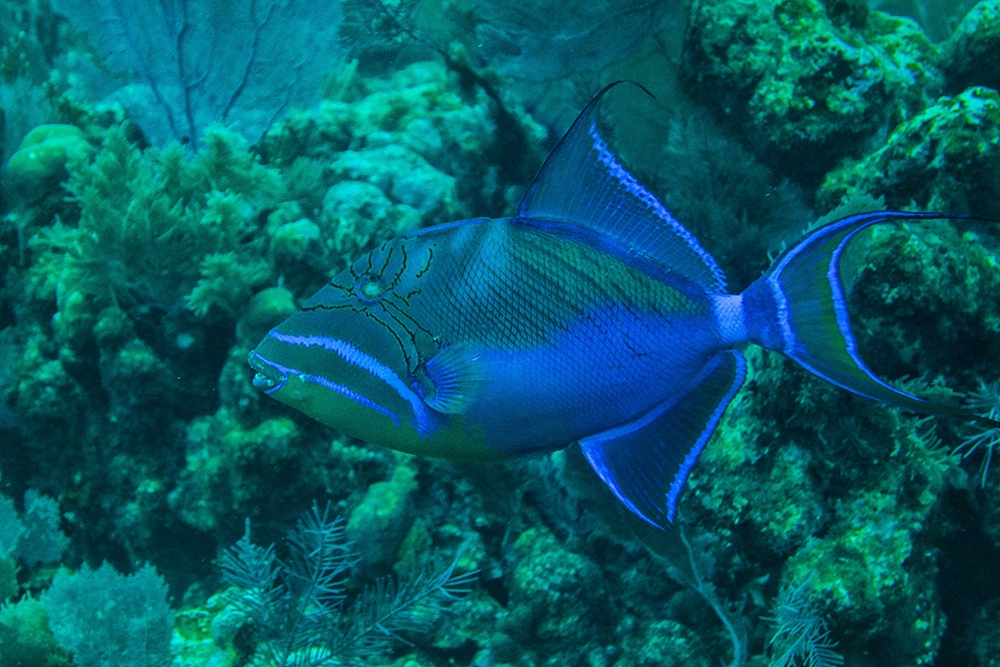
[579,350,747,528]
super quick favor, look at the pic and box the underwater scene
[2,0,1000,665]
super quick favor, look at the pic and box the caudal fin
[742,210,997,427]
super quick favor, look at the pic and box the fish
[248,82,999,529]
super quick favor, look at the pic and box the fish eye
[357,275,386,302]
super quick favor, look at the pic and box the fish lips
[248,349,288,394]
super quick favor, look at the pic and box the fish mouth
[247,350,288,393]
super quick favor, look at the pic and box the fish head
[249,237,432,440]
[247,234,492,458]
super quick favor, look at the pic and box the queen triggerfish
[249,83,999,528]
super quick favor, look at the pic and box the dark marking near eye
[376,247,394,278]
[379,302,418,346]
[302,301,355,313]
[375,307,417,369]
[415,248,433,279]
[361,308,414,369]
[385,245,408,292]
[383,297,435,341]
[386,298,434,371]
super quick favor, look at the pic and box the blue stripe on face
[249,350,400,425]
[265,331,434,435]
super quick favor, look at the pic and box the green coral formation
[683,0,942,172]
[30,127,282,318]
[346,460,419,569]
[506,527,608,652]
[943,1,1000,94]
[685,350,965,665]
[4,125,89,201]
[819,86,1000,213]
[0,597,69,667]
[260,62,546,220]
[849,220,1000,382]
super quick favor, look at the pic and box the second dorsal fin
[516,82,727,293]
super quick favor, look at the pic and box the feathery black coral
[765,581,844,667]
[221,502,476,667]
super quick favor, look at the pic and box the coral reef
[49,0,345,146]
[505,527,608,652]
[216,502,475,666]
[683,0,942,176]
[40,562,173,667]
[943,0,1000,94]
[0,597,70,667]
[4,125,89,201]
[818,86,1000,215]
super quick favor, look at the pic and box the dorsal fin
[516,81,727,293]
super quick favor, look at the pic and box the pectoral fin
[418,344,484,414]
[580,350,747,528]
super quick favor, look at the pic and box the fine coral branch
[220,502,475,667]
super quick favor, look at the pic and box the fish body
[254,216,721,456]
[250,83,994,527]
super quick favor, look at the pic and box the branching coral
[220,502,476,667]
[30,126,283,321]
[956,379,1000,486]
[654,112,811,291]
[765,580,844,667]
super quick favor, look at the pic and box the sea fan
[50,0,345,147]
[220,501,476,667]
